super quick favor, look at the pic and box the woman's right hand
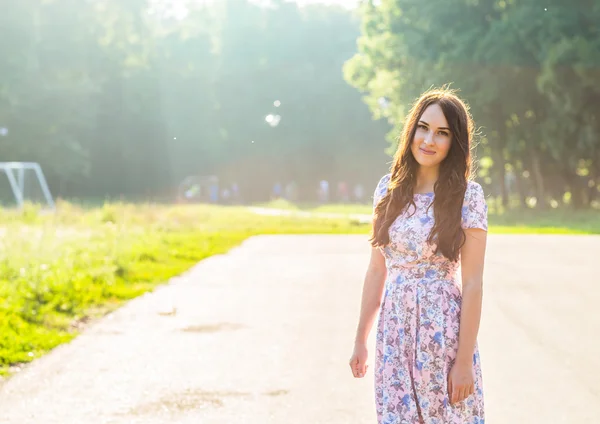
[349,342,369,378]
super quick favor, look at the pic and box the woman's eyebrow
[419,120,450,131]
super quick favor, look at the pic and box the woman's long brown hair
[370,88,475,262]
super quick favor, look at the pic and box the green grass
[0,201,370,377]
[1,200,597,378]
[488,209,600,234]
[254,201,600,234]
[310,203,374,215]
[255,199,372,215]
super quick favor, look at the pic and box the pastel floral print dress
[372,174,487,424]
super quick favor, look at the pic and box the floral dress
[372,174,487,424]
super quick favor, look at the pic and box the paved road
[0,234,598,423]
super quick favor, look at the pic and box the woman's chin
[415,157,442,168]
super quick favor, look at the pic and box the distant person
[272,182,282,200]
[231,182,240,203]
[353,183,364,203]
[349,88,488,422]
[221,188,231,204]
[208,178,219,203]
[285,181,297,202]
[337,181,349,202]
[318,179,329,203]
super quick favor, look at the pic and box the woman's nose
[423,130,434,145]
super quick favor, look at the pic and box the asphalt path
[0,234,598,423]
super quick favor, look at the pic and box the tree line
[1,0,597,208]
[0,0,389,203]
[344,0,600,209]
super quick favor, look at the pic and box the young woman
[349,88,488,423]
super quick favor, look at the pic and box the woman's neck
[414,166,439,193]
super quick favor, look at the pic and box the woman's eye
[439,131,449,137]
[418,124,427,130]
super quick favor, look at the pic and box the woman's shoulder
[372,173,391,206]
[461,180,488,230]
[465,180,485,201]
[375,173,392,195]
[378,173,392,187]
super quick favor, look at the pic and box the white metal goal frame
[0,162,55,209]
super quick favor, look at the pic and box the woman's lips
[420,147,436,155]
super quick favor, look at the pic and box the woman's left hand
[448,360,475,405]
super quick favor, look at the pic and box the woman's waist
[386,260,458,281]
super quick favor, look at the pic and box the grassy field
[0,201,369,377]
[255,199,600,234]
[0,199,598,378]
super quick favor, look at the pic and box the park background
[0,0,598,380]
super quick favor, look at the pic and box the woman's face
[411,103,452,168]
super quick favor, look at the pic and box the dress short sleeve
[461,181,488,231]
[373,174,391,210]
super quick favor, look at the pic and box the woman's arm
[355,247,387,343]
[349,247,387,378]
[456,227,487,363]
[449,227,487,403]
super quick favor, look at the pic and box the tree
[344,0,600,209]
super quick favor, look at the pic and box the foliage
[344,0,600,209]
[0,0,389,203]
